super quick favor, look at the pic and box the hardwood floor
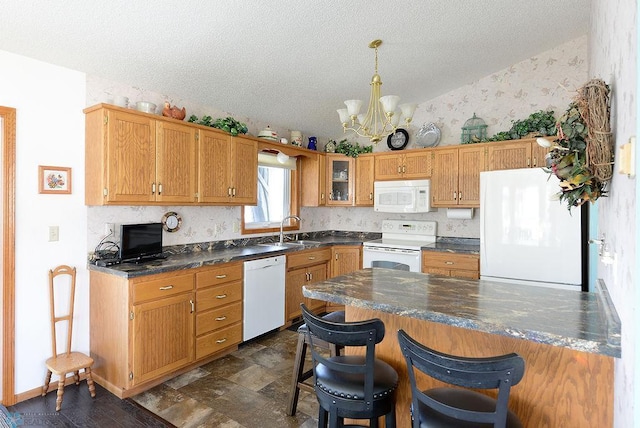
[5,328,319,427]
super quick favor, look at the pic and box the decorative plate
[414,123,441,148]
[161,211,182,232]
[387,128,409,151]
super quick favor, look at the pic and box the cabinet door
[231,136,257,204]
[403,150,432,179]
[487,141,532,170]
[531,143,549,168]
[197,129,233,203]
[105,110,156,203]
[305,263,328,312]
[431,148,459,207]
[355,155,375,206]
[131,293,194,385]
[301,154,326,206]
[374,153,402,180]
[285,267,308,321]
[457,145,486,206]
[331,246,361,277]
[326,155,354,205]
[156,121,197,203]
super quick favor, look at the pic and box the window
[242,153,298,233]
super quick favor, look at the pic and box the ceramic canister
[290,131,303,146]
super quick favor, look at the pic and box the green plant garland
[334,139,373,158]
[188,115,248,136]
[483,110,557,142]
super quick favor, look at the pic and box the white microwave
[374,180,432,213]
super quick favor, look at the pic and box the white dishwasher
[243,255,286,341]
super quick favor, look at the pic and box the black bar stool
[301,304,398,428]
[397,329,525,428]
[287,310,345,416]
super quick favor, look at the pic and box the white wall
[589,0,638,426]
[0,50,88,393]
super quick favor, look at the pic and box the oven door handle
[363,246,421,255]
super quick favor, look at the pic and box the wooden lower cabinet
[327,245,362,313]
[286,248,331,321]
[422,251,480,279]
[89,262,243,398]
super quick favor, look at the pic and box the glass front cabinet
[326,154,354,206]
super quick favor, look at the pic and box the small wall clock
[161,211,182,232]
[387,128,409,150]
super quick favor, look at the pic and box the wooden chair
[42,265,96,411]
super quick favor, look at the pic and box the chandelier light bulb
[344,99,363,117]
[379,95,400,114]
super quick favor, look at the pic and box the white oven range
[363,219,437,273]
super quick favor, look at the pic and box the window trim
[241,158,300,235]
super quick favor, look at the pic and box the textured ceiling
[1,0,590,138]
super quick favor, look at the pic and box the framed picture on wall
[39,165,72,194]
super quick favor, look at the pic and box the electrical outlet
[49,226,59,242]
[105,223,115,236]
[233,221,240,233]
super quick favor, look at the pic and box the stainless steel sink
[256,242,304,248]
[290,240,321,246]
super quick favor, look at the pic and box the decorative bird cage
[461,113,487,143]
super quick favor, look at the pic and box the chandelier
[337,39,417,143]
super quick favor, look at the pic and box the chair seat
[45,352,94,375]
[416,387,523,428]
[316,356,398,400]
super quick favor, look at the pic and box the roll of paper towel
[446,208,474,219]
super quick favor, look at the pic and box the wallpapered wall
[86,36,588,249]
[588,0,637,426]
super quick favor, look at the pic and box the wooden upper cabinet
[156,121,198,203]
[326,154,354,206]
[431,145,485,208]
[374,149,432,180]
[355,154,375,206]
[98,108,157,204]
[231,135,258,204]
[486,137,549,170]
[197,130,257,205]
[301,153,326,207]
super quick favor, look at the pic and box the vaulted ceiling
[1,0,590,137]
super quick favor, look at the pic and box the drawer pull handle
[216,294,227,299]
[215,316,227,321]
[215,274,227,279]
[308,256,316,260]
[216,338,227,344]
[159,285,174,290]
[445,261,454,265]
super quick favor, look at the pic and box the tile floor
[131,328,320,427]
[5,328,319,427]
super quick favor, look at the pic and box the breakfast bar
[303,268,621,427]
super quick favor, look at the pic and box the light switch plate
[618,136,635,177]
[49,226,59,242]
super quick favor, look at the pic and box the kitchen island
[303,268,620,427]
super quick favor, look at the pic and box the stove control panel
[381,220,436,236]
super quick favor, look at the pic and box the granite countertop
[303,268,621,358]
[88,235,368,278]
[421,237,480,255]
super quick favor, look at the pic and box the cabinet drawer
[196,301,242,336]
[196,263,243,289]
[195,323,242,360]
[197,282,242,312]
[422,252,479,271]
[132,273,194,303]
[287,248,331,269]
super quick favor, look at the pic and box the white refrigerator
[480,168,584,290]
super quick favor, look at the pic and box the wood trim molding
[1,106,16,406]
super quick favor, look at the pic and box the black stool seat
[316,356,397,400]
[287,310,345,416]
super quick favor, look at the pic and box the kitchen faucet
[280,215,301,245]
